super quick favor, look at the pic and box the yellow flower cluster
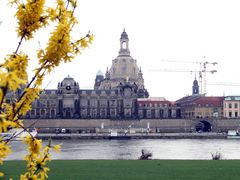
[15,0,48,39]
[37,0,94,73]
[0,141,11,177]
[21,136,61,179]
[0,53,29,133]
[1,0,93,179]
[0,115,17,133]
[0,53,28,92]
[15,88,40,116]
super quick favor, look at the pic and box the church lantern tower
[192,77,199,95]
[119,28,130,56]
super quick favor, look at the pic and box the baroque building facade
[26,30,150,120]
[21,30,226,121]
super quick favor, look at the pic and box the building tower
[192,76,199,95]
[105,67,110,80]
[96,29,149,97]
[119,28,130,56]
[94,70,104,89]
[107,29,144,87]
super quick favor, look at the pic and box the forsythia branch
[0,0,93,179]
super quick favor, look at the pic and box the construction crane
[149,57,218,95]
[200,56,218,94]
[149,68,216,94]
[207,82,240,86]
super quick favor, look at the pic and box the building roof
[120,29,128,39]
[176,94,203,105]
[224,96,240,101]
[137,97,174,106]
[193,96,224,107]
[137,97,166,101]
[176,94,224,107]
[96,70,104,76]
[61,75,77,86]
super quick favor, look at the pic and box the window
[51,110,55,117]
[235,103,238,109]
[229,103,232,109]
[235,112,238,117]
[122,42,127,49]
[41,109,45,116]
[31,110,35,116]
[229,111,232,118]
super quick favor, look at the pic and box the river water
[6,139,240,160]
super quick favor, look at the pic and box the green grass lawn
[1,160,240,180]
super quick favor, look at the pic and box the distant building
[176,79,224,119]
[15,30,227,121]
[26,30,149,120]
[223,96,240,118]
[137,97,178,119]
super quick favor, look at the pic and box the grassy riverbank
[2,160,240,180]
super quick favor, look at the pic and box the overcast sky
[1,0,240,101]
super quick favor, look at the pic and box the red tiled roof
[192,96,224,106]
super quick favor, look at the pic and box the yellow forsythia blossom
[0,142,11,164]
[22,138,57,179]
[23,136,42,155]
[0,114,17,133]
[16,0,48,39]
[53,144,62,153]
[1,0,92,179]
[0,142,11,177]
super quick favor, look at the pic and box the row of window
[225,103,239,109]
[139,103,170,108]
[225,111,239,118]
[30,109,56,117]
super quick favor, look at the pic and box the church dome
[109,30,139,82]
[61,75,77,86]
[98,30,147,95]
[96,70,104,76]
[110,56,138,81]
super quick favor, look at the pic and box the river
[6,139,240,160]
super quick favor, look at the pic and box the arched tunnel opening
[195,120,212,132]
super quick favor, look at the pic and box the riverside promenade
[37,132,227,140]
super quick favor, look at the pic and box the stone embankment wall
[23,119,240,133]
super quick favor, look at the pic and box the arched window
[122,42,127,49]
[41,109,45,116]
